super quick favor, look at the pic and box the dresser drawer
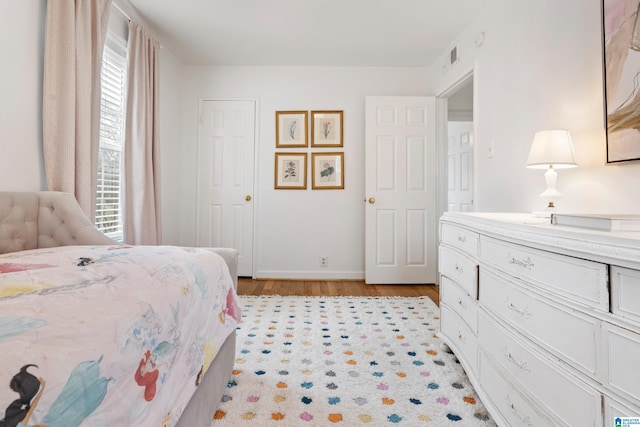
[611,266,640,324]
[603,395,640,427]
[439,245,478,298]
[479,350,556,427]
[440,304,477,374]
[479,236,609,311]
[440,275,478,334]
[604,322,640,403]
[441,222,479,257]
[479,311,601,426]
[480,268,600,377]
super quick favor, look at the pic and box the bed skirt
[176,331,236,426]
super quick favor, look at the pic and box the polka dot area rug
[211,295,496,426]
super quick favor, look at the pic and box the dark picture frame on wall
[602,0,640,163]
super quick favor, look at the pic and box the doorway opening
[437,72,476,223]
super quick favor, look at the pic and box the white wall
[172,67,429,278]
[8,0,637,281]
[0,2,46,191]
[428,0,640,214]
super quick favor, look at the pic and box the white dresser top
[440,212,640,270]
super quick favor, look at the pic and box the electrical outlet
[320,256,328,267]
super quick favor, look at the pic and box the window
[97,36,127,241]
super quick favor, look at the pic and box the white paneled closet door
[197,99,256,277]
[364,96,437,284]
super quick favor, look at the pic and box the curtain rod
[113,2,131,21]
[111,1,164,49]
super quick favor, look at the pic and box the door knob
[368,197,375,204]
[245,195,252,201]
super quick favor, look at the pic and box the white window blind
[97,40,126,241]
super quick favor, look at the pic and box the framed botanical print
[311,152,344,190]
[276,111,308,148]
[274,152,307,189]
[311,110,343,147]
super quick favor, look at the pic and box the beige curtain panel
[42,0,113,219]
[124,21,162,245]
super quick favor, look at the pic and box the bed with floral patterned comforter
[0,245,241,427]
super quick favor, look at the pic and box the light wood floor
[237,278,440,306]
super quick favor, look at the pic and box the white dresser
[438,212,640,426]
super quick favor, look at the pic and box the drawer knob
[457,331,466,343]
[506,395,534,427]
[457,234,466,243]
[457,298,466,309]
[507,253,535,269]
[504,348,531,373]
[454,264,464,273]
[506,299,532,318]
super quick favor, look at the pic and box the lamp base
[532,202,556,218]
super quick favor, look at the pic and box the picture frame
[311,110,343,147]
[602,0,640,163]
[311,152,344,190]
[276,111,308,148]
[274,152,307,189]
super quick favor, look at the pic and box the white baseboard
[254,270,365,280]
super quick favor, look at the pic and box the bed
[0,191,240,427]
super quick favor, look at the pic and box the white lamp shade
[526,129,577,169]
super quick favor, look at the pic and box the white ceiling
[125,0,491,67]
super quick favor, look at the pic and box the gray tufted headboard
[0,191,116,254]
[0,191,239,289]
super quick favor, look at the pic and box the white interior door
[365,96,437,284]
[197,100,255,276]
[447,121,474,212]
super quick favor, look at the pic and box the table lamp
[526,129,577,216]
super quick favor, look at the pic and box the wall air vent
[449,45,459,66]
